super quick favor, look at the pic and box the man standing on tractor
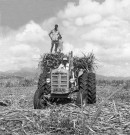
[49,24,61,53]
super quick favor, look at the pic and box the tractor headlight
[46,78,51,83]
[70,78,75,83]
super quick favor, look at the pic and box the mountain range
[0,68,130,80]
[0,68,39,79]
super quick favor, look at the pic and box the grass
[0,85,130,135]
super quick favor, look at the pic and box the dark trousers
[50,40,59,53]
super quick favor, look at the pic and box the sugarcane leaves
[73,52,97,72]
[39,52,97,72]
[81,52,97,72]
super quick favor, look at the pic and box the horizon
[0,0,130,77]
[1,68,130,78]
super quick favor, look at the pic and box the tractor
[33,51,96,109]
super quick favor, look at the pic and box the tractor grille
[51,70,69,94]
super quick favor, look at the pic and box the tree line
[96,79,130,89]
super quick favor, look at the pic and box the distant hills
[0,68,130,80]
[0,68,40,80]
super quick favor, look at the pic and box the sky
[0,0,130,77]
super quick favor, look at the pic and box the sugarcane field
[0,80,130,135]
[1,0,130,135]
[0,51,130,135]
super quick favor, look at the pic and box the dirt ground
[0,85,130,135]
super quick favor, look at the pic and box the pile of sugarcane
[73,53,97,72]
[39,52,67,71]
[39,52,97,72]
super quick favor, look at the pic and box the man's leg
[50,41,54,53]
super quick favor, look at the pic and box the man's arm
[49,30,53,40]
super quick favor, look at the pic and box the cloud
[0,41,41,71]
[16,21,48,42]
[1,0,130,77]
[0,21,44,71]
[56,0,130,76]
[10,44,40,57]
[75,14,102,26]
[58,0,130,20]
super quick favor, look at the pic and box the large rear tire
[33,83,51,109]
[33,70,51,109]
[87,72,96,104]
[37,71,47,91]
[76,72,96,106]
[75,72,88,106]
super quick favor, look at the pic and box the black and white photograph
[0,0,130,134]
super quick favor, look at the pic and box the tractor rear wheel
[37,70,47,91]
[34,83,51,109]
[75,71,88,106]
[75,72,96,106]
[87,72,96,104]
[33,70,51,109]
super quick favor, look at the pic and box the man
[58,57,69,70]
[49,24,61,53]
